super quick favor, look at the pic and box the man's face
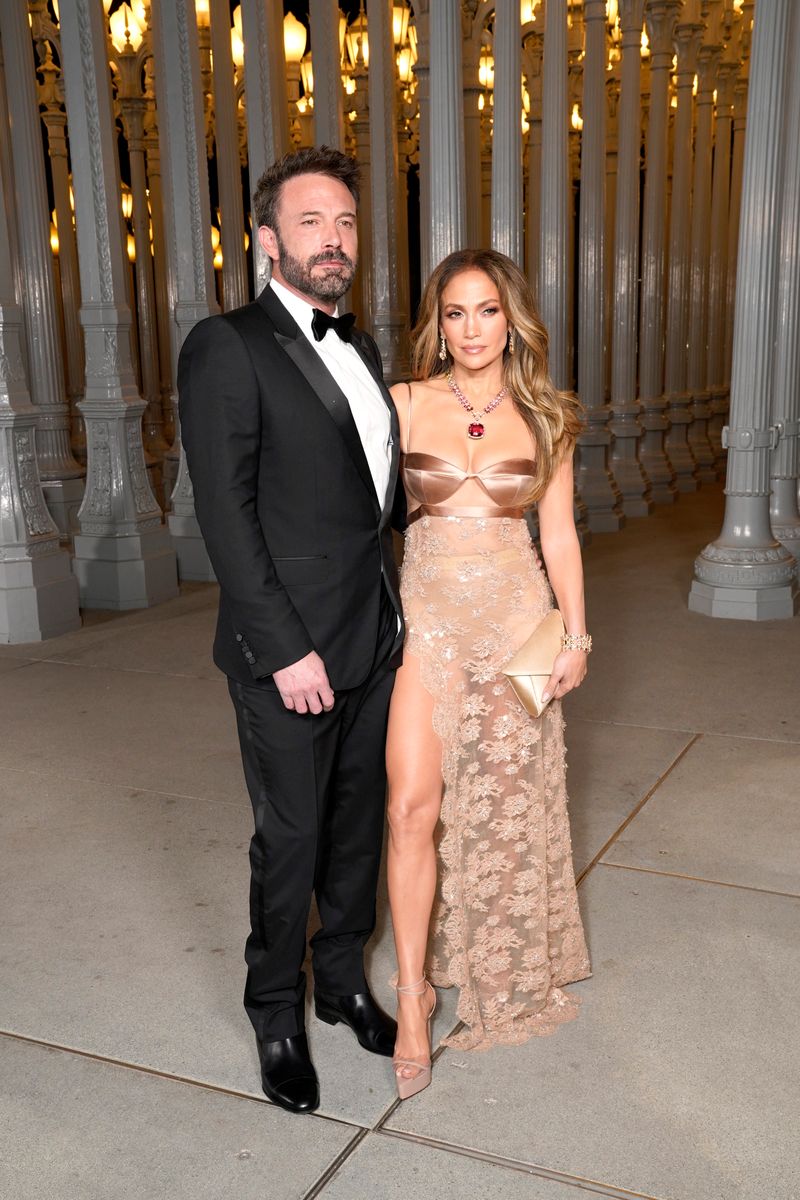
[258,172,358,309]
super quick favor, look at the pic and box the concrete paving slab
[0,641,45,660]
[319,1132,606,1199]
[0,767,253,1070]
[0,660,242,801]
[0,768,451,1128]
[384,865,800,1200]
[564,719,694,875]
[604,734,800,894]
[0,656,34,674]
[0,581,218,662]
[569,490,800,743]
[0,1036,355,1200]
[38,603,220,679]
[564,603,799,742]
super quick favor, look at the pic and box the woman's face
[439,269,509,372]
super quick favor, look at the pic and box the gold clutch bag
[502,609,565,717]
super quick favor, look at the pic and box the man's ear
[258,225,278,259]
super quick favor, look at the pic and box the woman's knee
[387,787,440,842]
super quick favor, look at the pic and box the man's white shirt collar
[269,276,338,342]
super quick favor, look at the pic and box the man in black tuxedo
[179,147,404,1114]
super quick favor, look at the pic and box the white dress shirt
[269,278,392,508]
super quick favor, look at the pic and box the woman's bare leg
[386,649,443,1078]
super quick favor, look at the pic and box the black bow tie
[311,308,356,343]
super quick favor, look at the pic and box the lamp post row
[1,0,797,641]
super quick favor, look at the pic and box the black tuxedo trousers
[229,585,397,1043]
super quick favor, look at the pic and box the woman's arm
[536,452,589,701]
[389,381,411,451]
[389,381,416,532]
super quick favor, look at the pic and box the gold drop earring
[507,328,515,355]
[439,334,447,361]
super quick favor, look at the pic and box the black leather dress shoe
[258,1032,319,1114]
[314,989,397,1057]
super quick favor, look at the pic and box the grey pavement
[1,484,798,1200]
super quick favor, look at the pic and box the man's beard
[276,240,356,304]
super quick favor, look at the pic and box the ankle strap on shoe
[392,976,428,996]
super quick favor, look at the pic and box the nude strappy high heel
[391,976,436,1101]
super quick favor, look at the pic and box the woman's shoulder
[389,376,448,403]
[388,380,411,404]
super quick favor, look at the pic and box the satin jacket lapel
[258,289,380,515]
[350,332,401,525]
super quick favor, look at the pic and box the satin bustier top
[400,382,536,522]
[402,452,536,523]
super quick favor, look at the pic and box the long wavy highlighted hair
[410,248,583,504]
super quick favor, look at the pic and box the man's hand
[273,651,335,715]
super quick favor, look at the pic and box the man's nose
[321,221,342,247]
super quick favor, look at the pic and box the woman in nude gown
[386,249,592,1099]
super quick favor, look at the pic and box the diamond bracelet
[562,633,592,653]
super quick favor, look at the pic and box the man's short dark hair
[253,146,361,231]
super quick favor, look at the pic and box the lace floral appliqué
[401,516,591,1052]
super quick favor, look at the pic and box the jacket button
[235,633,243,642]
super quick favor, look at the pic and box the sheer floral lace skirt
[400,513,591,1052]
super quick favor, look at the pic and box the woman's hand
[542,649,588,704]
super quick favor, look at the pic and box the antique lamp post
[107,1,168,476]
[29,0,87,465]
[284,12,309,148]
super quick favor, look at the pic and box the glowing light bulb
[283,13,307,65]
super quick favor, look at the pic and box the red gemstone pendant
[468,421,485,439]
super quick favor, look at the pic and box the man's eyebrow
[297,209,357,219]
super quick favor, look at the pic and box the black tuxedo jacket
[178,285,405,690]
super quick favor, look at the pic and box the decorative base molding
[687,406,717,481]
[664,397,698,491]
[41,476,86,540]
[639,462,676,504]
[161,450,180,508]
[586,510,626,533]
[0,552,81,643]
[688,578,798,620]
[621,495,655,518]
[689,533,798,620]
[72,525,178,609]
[772,521,800,560]
[146,461,165,514]
[609,421,653,517]
[648,485,678,505]
[770,480,800,560]
[575,437,625,533]
[168,511,215,582]
[641,439,677,504]
[639,411,676,503]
